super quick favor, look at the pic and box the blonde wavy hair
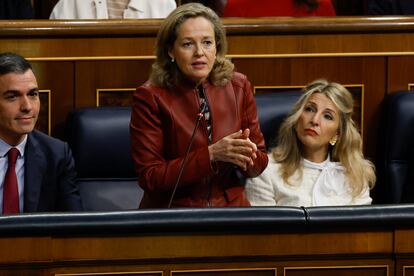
[150,3,234,88]
[272,79,376,196]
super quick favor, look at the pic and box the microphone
[167,101,207,208]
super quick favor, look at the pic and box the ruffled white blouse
[245,153,372,207]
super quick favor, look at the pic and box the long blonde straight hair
[272,79,376,196]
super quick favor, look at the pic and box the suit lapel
[24,133,46,212]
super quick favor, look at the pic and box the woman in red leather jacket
[130,3,268,208]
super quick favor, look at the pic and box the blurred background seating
[374,91,414,204]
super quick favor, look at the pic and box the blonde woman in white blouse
[246,80,376,207]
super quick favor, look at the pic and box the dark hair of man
[0,52,32,75]
[294,0,319,11]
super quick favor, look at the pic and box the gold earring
[329,135,338,146]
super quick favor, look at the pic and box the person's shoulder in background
[49,0,85,19]
[50,0,177,20]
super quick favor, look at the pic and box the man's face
[0,70,40,145]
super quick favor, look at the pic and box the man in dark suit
[0,52,82,214]
[368,0,414,15]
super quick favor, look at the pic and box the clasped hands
[208,129,258,171]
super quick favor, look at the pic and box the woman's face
[169,16,217,85]
[295,93,340,160]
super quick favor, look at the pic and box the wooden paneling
[226,33,414,56]
[395,229,414,253]
[55,272,162,276]
[0,229,396,276]
[0,37,157,59]
[97,88,135,107]
[0,269,49,276]
[399,265,414,276]
[388,56,414,93]
[75,60,152,108]
[31,61,74,139]
[51,231,392,261]
[284,266,388,276]
[37,90,51,135]
[390,229,414,276]
[171,268,276,276]
[0,237,51,263]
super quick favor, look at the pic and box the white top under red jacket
[50,0,176,19]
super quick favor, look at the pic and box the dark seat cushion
[68,107,143,211]
[68,107,135,178]
[375,91,414,203]
[79,180,143,211]
[255,91,302,150]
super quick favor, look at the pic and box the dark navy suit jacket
[23,130,82,212]
[369,0,414,15]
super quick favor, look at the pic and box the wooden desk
[0,207,401,276]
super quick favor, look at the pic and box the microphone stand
[167,102,206,208]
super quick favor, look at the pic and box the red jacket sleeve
[237,75,269,178]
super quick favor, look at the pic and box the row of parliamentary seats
[67,90,414,211]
